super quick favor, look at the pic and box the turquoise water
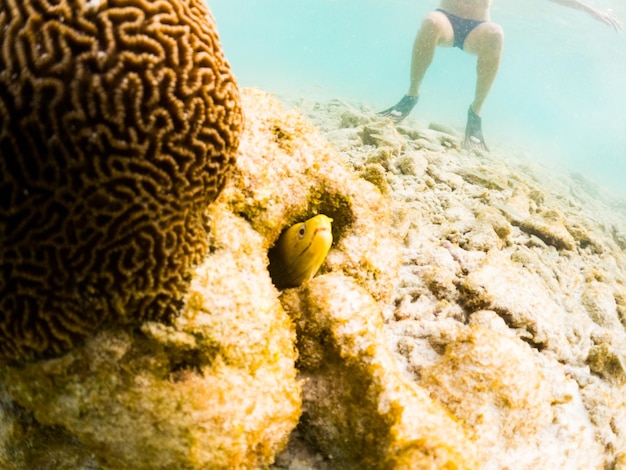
[210,0,626,196]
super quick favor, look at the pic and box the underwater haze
[210,0,626,197]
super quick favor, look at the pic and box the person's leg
[408,11,454,96]
[461,22,504,150]
[378,11,453,122]
[463,22,504,116]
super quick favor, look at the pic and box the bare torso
[438,0,492,21]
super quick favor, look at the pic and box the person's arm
[549,0,623,30]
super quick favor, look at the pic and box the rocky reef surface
[2,88,626,469]
[271,96,626,469]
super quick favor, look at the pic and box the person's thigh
[463,22,504,56]
[422,10,455,47]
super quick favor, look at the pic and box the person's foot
[377,95,419,123]
[463,106,489,151]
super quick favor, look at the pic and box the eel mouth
[298,227,331,257]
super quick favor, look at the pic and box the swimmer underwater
[378,0,623,151]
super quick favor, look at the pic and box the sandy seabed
[271,95,626,469]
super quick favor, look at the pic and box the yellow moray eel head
[269,214,333,289]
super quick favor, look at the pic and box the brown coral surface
[0,0,242,360]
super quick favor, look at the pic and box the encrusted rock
[420,315,604,469]
[583,282,622,329]
[3,207,301,469]
[6,84,626,469]
[395,150,427,177]
[519,208,577,250]
[361,122,406,155]
[587,341,626,384]
[459,251,593,364]
[359,163,390,194]
[281,274,478,469]
[0,385,98,469]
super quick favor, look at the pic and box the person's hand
[592,9,623,31]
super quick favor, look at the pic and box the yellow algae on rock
[3,205,301,470]
[222,88,401,304]
[587,342,626,384]
[281,273,479,470]
[582,281,622,329]
[361,122,407,154]
[0,388,98,470]
[519,208,577,250]
[360,163,391,195]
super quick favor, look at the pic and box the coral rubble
[288,98,626,469]
[281,274,478,469]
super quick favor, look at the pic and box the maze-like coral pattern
[0,0,242,360]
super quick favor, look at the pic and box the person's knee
[420,11,448,37]
[417,11,452,46]
[483,23,504,53]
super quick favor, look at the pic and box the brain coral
[0,0,242,361]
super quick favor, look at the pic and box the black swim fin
[377,95,419,123]
[463,106,488,151]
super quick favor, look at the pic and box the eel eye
[298,225,306,239]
